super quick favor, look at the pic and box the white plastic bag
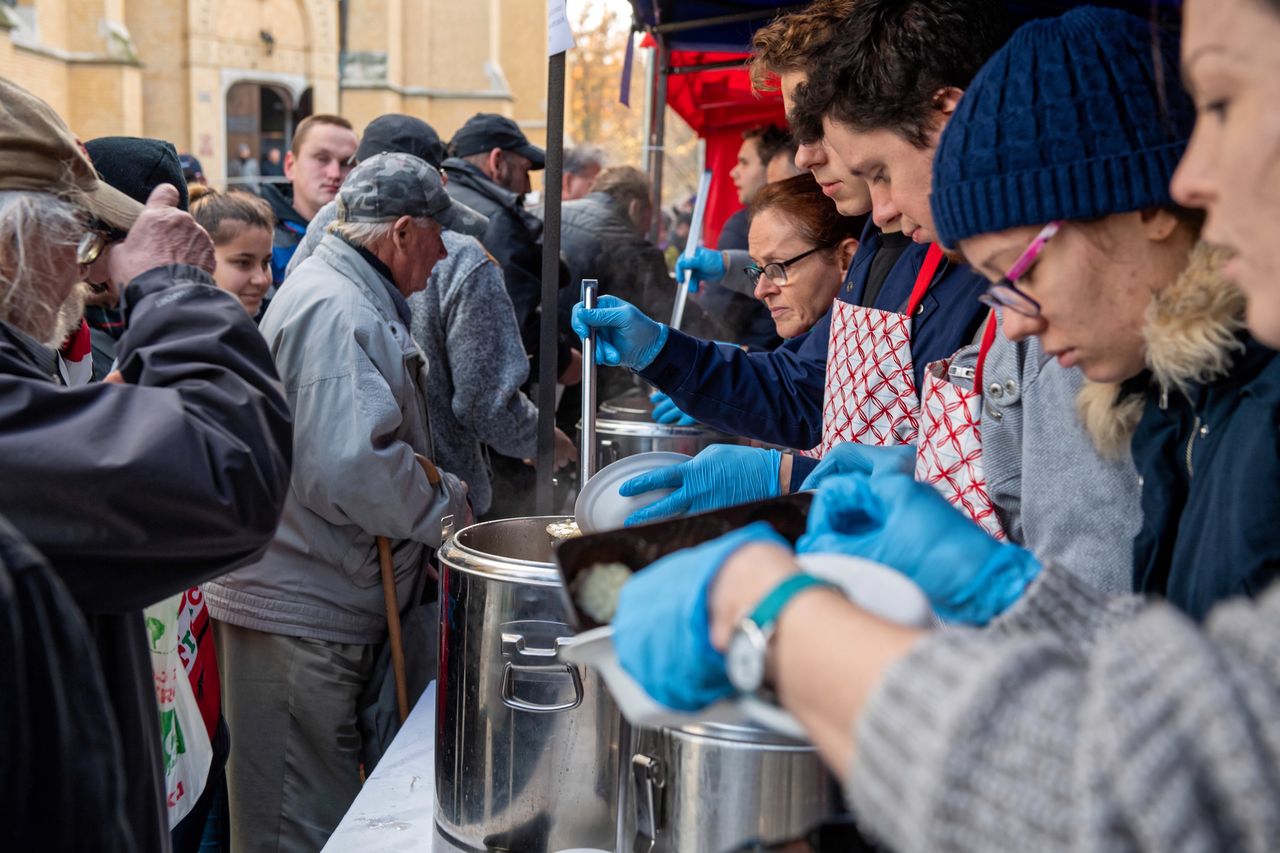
[145,592,214,826]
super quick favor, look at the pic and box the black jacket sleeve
[0,265,293,613]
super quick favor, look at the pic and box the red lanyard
[973,310,999,392]
[904,242,945,318]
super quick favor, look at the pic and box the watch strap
[747,573,839,631]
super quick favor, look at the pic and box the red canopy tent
[658,45,786,246]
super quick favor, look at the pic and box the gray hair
[565,144,606,176]
[328,215,433,249]
[0,190,82,343]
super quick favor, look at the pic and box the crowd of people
[3,0,1279,851]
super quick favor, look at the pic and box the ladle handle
[580,279,599,483]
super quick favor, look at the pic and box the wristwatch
[726,573,839,695]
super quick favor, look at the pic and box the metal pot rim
[666,720,818,749]
[585,417,732,439]
[438,516,570,586]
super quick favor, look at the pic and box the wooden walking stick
[379,453,444,725]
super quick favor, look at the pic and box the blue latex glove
[799,442,917,491]
[612,521,792,710]
[650,391,698,426]
[797,473,1040,625]
[620,444,782,525]
[675,247,726,293]
[571,294,669,369]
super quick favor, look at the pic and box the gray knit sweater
[850,565,1280,851]
[289,203,538,514]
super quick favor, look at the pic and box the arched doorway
[225,82,294,189]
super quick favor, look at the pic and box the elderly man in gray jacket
[205,152,484,853]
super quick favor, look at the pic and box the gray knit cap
[337,151,488,237]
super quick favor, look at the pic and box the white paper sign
[549,0,576,56]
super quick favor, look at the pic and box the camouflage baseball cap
[336,151,488,237]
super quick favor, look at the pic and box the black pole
[536,50,567,516]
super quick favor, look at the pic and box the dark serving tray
[553,492,814,632]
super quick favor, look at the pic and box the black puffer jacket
[0,264,293,853]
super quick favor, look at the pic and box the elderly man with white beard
[0,78,294,853]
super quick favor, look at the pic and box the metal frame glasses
[977,220,1061,318]
[744,244,831,288]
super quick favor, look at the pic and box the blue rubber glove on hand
[620,444,782,526]
[799,442,917,491]
[571,294,669,370]
[612,521,792,710]
[675,247,726,293]
[650,391,698,426]
[797,472,1040,625]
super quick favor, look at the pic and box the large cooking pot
[622,721,840,853]
[584,391,735,470]
[436,516,623,853]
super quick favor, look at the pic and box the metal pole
[646,37,668,244]
[536,50,567,516]
[578,279,599,483]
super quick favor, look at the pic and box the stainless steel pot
[584,391,736,470]
[622,721,840,853]
[436,516,623,853]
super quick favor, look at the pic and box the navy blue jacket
[640,223,989,471]
[1131,335,1280,621]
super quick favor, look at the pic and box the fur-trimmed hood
[1079,243,1246,457]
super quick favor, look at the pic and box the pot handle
[632,753,665,852]
[500,662,584,714]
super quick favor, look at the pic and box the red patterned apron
[808,243,945,457]
[914,312,1004,538]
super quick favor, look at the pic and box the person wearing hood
[600,9,1280,850]
[257,114,358,285]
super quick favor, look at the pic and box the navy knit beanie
[931,7,1194,249]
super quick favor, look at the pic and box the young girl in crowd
[607,6,1280,850]
[189,186,275,317]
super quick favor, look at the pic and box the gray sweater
[289,203,539,514]
[850,565,1280,851]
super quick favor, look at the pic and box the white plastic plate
[574,451,691,534]
[558,553,936,739]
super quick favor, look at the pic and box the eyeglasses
[76,223,126,267]
[977,220,1061,318]
[744,245,831,288]
[77,231,109,266]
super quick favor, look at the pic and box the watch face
[727,622,767,694]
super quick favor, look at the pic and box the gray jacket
[953,320,1140,595]
[289,202,539,514]
[206,235,468,643]
[850,564,1280,852]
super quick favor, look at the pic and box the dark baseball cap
[449,113,545,170]
[355,114,446,168]
[85,136,190,212]
[337,152,488,237]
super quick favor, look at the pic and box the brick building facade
[0,0,548,186]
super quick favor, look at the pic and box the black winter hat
[448,113,545,169]
[84,136,190,212]
[355,114,446,168]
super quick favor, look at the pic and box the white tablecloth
[323,683,466,852]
